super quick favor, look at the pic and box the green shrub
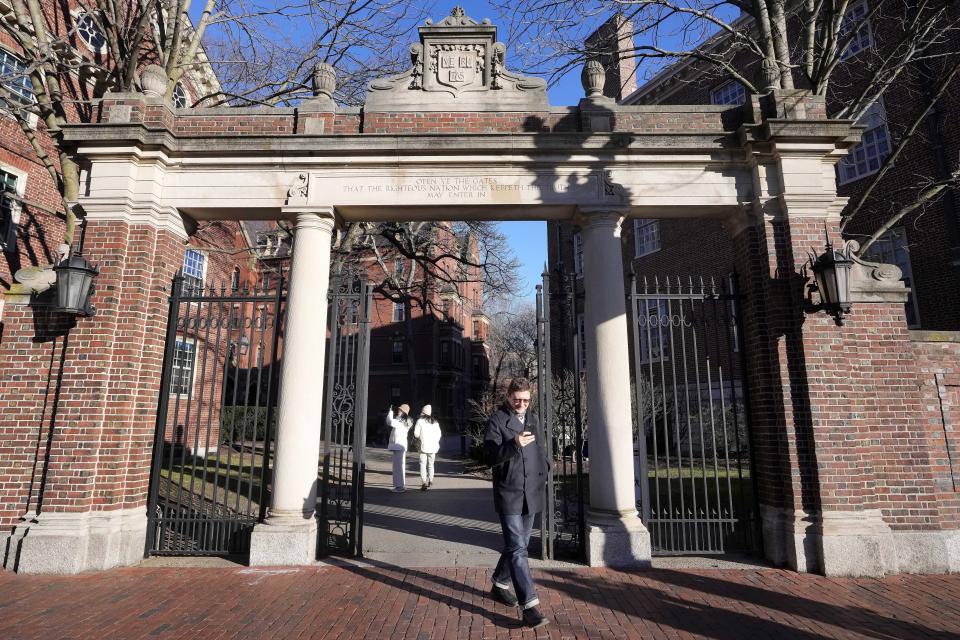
[220,406,276,444]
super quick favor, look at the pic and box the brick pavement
[1,564,959,639]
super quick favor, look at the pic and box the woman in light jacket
[413,405,442,491]
[387,404,412,492]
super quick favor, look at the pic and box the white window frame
[861,227,921,328]
[170,338,197,396]
[838,101,891,185]
[839,0,873,61]
[172,82,190,109]
[0,164,26,253]
[573,232,584,279]
[182,248,207,295]
[392,338,404,363]
[637,300,671,364]
[633,219,660,258]
[0,47,38,129]
[710,80,746,106]
[73,11,108,54]
[392,301,404,322]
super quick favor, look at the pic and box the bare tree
[485,301,538,394]
[0,0,428,247]
[329,220,520,403]
[497,0,960,255]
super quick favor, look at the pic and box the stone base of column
[585,510,651,569]
[248,515,318,566]
[761,506,960,576]
[2,508,146,574]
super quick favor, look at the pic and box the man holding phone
[484,377,550,629]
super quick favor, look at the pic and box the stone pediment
[365,6,548,112]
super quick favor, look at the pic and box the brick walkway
[2,563,959,639]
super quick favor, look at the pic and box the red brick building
[0,7,957,579]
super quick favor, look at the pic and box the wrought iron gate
[318,275,373,556]
[146,271,285,555]
[629,273,759,555]
[535,270,586,561]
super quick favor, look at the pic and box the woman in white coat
[388,404,412,492]
[413,405,442,491]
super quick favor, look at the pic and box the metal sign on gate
[629,273,760,555]
[318,275,373,556]
[146,271,285,556]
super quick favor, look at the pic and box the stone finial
[758,58,781,93]
[582,60,606,98]
[140,65,168,98]
[312,62,336,98]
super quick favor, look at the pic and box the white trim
[838,101,890,185]
[0,162,26,252]
[633,219,660,258]
[72,11,108,55]
[170,337,197,397]
[839,0,873,61]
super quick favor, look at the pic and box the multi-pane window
[839,0,873,60]
[710,81,746,106]
[392,339,404,364]
[440,341,450,365]
[441,299,451,320]
[172,82,189,109]
[391,385,401,401]
[637,300,671,363]
[862,227,921,328]
[473,355,481,376]
[472,319,479,337]
[1,168,21,252]
[182,249,206,295]
[634,219,660,257]
[573,232,584,278]
[394,257,404,277]
[171,339,196,395]
[76,13,107,51]
[392,301,404,322]
[0,49,34,108]
[838,102,890,184]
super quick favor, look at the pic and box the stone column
[578,207,651,568]
[249,206,335,565]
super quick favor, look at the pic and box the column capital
[282,205,337,231]
[575,206,628,231]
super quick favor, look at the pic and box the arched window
[172,82,189,108]
[76,13,106,52]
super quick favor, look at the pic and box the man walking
[484,377,550,629]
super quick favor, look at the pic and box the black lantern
[809,237,853,326]
[53,252,98,316]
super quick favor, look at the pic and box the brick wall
[732,216,954,531]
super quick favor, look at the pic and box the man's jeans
[492,512,539,609]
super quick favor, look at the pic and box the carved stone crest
[430,43,484,93]
[286,173,309,205]
[364,7,548,112]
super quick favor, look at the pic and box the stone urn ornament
[312,62,336,99]
[140,65,168,98]
[581,60,606,98]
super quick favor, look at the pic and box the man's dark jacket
[484,403,551,515]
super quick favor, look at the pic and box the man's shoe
[521,607,549,629]
[489,585,518,607]
[420,483,428,491]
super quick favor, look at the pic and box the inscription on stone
[339,176,555,200]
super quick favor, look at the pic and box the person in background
[387,403,412,493]
[484,377,550,629]
[413,405,442,491]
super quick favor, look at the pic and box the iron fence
[629,273,759,555]
[146,270,285,556]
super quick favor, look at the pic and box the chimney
[584,14,638,102]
